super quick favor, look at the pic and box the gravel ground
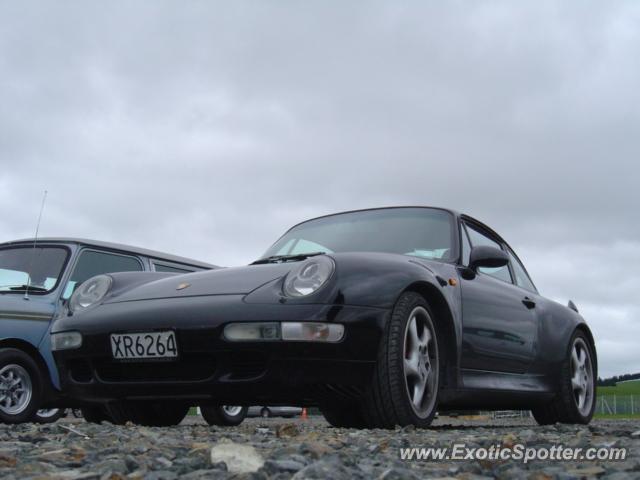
[0,416,638,479]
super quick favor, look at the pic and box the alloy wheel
[571,338,594,416]
[36,408,61,418]
[402,306,439,418]
[222,406,243,417]
[0,364,33,415]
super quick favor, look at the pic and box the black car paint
[52,207,595,411]
[459,269,539,374]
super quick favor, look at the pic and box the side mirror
[469,246,509,271]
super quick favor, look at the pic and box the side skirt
[438,369,556,410]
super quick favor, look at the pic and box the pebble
[276,423,300,438]
[0,417,637,479]
[263,458,306,474]
[210,442,264,474]
[566,466,607,476]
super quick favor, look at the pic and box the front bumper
[53,295,388,406]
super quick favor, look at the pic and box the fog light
[281,322,344,342]
[224,322,281,341]
[51,331,83,351]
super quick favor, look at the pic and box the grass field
[596,380,639,417]
[598,379,640,395]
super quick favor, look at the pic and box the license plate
[110,331,178,360]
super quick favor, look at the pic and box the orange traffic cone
[301,408,308,420]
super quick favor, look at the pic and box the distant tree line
[597,372,640,386]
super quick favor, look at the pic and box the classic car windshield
[0,246,69,293]
[262,208,455,261]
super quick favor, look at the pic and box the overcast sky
[1,2,638,378]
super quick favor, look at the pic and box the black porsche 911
[51,207,597,428]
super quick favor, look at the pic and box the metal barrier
[485,396,637,419]
[596,395,637,415]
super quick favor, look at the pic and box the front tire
[0,348,43,424]
[201,405,247,426]
[532,331,596,425]
[363,292,441,429]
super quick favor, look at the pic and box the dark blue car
[0,238,214,424]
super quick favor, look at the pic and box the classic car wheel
[363,292,441,429]
[532,331,596,425]
[200,405,247,426]
[33,408,67,424]
[0,348,43,424]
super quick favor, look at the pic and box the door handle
[522,297,536,309]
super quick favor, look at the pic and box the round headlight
[69,275,112,313]
[283,255,334,297]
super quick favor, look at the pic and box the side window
[153,263,196,274]
[465,224,513,284]
[63,250,143,299]
[460,225,472,266]
[507,249,537,292]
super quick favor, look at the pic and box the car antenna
[24,190,48,301]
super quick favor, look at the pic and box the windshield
[0,246,69,294]
[261,208,455,261]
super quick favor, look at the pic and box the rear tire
[33,408,66,424]
[532,330,596,425]
[0,348,43,424]
[201,405,247,426]
[362,292,441,429]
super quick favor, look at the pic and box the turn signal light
[281,322,344,342]
[223,322,344,343]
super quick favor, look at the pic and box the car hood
[106,263,294,303]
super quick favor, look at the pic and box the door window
[507,249,537,292]
[63,250,143,298]
[464,224,512,284]
[460,226,472,266]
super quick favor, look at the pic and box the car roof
[285,206,460,230]
[0,237,218,269]
[282,206,509,246]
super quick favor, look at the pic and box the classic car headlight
[69,275,112,313]
[283,255,334,297]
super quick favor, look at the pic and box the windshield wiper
[251,252,326,265]
[0,284,49,293]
